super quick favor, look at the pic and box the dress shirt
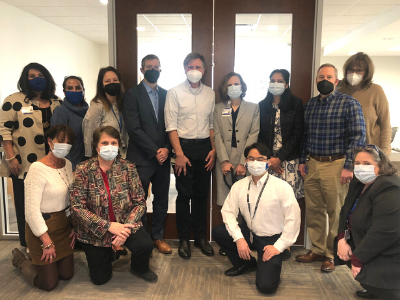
[142,80,159,122]
[300,91,366,170]
[221,172,301,252]
[165,80,215,139]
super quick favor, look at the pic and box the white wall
[0,1,105,103]
[99,44,110,68]
[321,55,400,127]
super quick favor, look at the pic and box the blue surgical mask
[268,82,285,96]
[65,91,84,106]
[99,145,118,161]
[354,165,377,184]
[29,77,47,92]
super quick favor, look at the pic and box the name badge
[21,106,33,114]
[222,108,231,117]
[344,229,350,240]
[65,209,71,217]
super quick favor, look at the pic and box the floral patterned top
[70,157,146,247]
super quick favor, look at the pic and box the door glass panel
[234,14,293,103]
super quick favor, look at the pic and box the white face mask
[186,70,203,83]
[268,82,285,96]
[227,85,242,99]
[52,142,72,159]
[246,161,268,176]
[347,73,363,86]
[354,165,377,184]
[98,145,119,161]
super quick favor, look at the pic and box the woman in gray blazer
[214,72,260,206]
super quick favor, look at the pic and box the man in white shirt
[212,143,301,294]
[165,53,216,259]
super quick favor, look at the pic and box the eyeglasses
[347,69,364,75]
[355,144,380,157]
[247,156,268,162]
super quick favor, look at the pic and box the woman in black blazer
[336,145,400,300]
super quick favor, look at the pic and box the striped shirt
[300,91,366,170]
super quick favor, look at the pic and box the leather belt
[179,138,210,145]
[309,154,345,162]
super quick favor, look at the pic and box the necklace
[52,161,70,188]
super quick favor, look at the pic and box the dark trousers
[10,174,27,247]
[80,227,153,285]
[136,158,171,240]
[212,222,283,294]
[361,284,400,300]
[175,138,211,241]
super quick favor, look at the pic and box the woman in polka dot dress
[0,63,62,248]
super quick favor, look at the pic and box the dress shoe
[321,258,335,272]
[282,249,292,261]
[154,240,172,254]
[130,268,158,283]
[12,248,26,268]
[116,247,128,256]
[356,289,378,299]
[295,250,326,263]
[219,248,227,256]
[194,239,214,256]
[178,240,191,259]
[225,259,257,276]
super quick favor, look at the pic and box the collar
[250,172,269,187]
[89,156,120,172]
[63,97,89,116]
[317,89,337,102]
[142,80,158,94]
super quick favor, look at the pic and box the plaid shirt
[300,91,366,170]
[70,157,146,247]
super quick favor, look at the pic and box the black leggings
[35,254,74,291]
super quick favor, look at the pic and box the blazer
[258,91,304,162]
[337,175,400,289]
[122,81,170,167]
[213,100,260,166]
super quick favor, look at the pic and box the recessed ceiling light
[383,37,394,41]
[100,0,108,4]
[137,27,145,31]
[349,51,357,55]
[388,45,400,50]
[267,25,278,31]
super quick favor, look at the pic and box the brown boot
[12,248,38,286]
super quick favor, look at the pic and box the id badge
[21,106,33,114]
[65,208,71,217]
[222,108,231,117]
[344,229,350,240]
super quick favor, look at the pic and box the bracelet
[5,155,16,161]
[41,241,54,249]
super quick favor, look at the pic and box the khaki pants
[304,157,348,258]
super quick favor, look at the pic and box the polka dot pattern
[27,153,37,163]
[14,121,19,130]
[17,137,26,147]
[2,102,12,111]
[23,118,34,128]
[13,102,22,111]
[4,121,14,129]
[34,135,44,145]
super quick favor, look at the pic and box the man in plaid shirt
[295,63,366,272]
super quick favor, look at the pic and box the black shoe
[219,248,227,256]
[116,248,128,256]
[194,239,214,256]
[356,289,378,299]
[224,260,257,277]
[130,269,158,283]
[282,249,292,261]
[178,240,191,259]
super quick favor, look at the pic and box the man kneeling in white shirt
[212,142,301,294]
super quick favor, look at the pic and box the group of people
[0,51,399,299]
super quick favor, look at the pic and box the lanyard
[110,106,123,133]
[346,197,359,227]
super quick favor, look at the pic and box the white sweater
[24,160,73,237]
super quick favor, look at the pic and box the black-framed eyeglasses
[347,69,364,75]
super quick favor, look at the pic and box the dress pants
[10,174,27,247]
[304,157,348,258]
[361,284,400,300]
[136,158,171,240]
[212,222,282,294]
[175,138,212,241]
[80,227,153,285]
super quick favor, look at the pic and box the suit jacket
[213,100,260,166]
[122,81,171,167]
[337,175,400,289]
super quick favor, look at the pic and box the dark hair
[354,145,398,176]
[317,63,338,79]
[45,124,76,146]
[91,125,121,158]
[183,52,206,70]
[219,72,247,102]
[244,143,273,159]
[141,54,160,69]
[263,69,293,106]
[92,66,125,111]
[63,76,85,90]
[342,52,374,89]
[17,63,57,100]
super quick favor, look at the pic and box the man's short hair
[141,54,160,69]
[244,143,273,159]
[183,52,206,70]
[317,63,338,79]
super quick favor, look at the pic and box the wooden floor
[0,240,365,300]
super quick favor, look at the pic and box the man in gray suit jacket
[122,54,172,254]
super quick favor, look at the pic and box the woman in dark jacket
[258,69,304,199]
[336,145,400,300]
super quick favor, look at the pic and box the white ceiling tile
[2,0,48,6]
[18,6,56,16]
[342,4,396,16]
[94,6,108,16]
[48,0,91,7]
[58,24,94,32]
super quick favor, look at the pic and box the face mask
[347,73,363,86]
[268,82,285,96]
[246,161,268,176]
[65,91,84,106]
[98,145,119,161]
[227,85,242,99]
[104,83,121,96]
[144,69,160,84]
[186,70,202,83]
[52,142,72,159]
[317,80,334,95]
[354,165,377,184]
[29,77,47,92]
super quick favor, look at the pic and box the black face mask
[317,80,334,95]
[104,82,121,96]
[144,69,160,84]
